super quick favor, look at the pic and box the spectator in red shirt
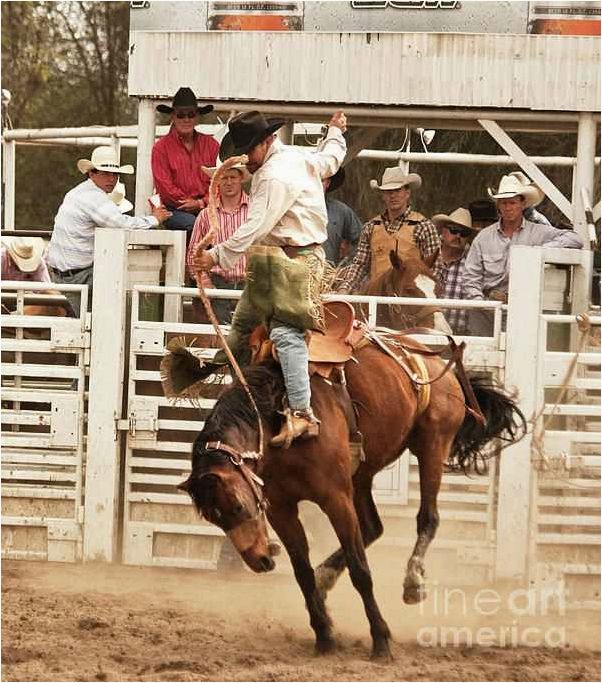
[187,160,250,324]
[151,87,219,237]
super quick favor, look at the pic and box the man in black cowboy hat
[151,86,219,235]
[322,166,362,266]
[194,109,347,446]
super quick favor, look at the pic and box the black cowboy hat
[221,111,285,157]
[156,87,214,116]
[326,167,346,193]
[468,199,498,224]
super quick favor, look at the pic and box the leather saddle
[249,300,363,375]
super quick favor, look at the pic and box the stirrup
[270,407,320,449]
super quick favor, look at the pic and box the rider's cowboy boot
[270,407,320,448]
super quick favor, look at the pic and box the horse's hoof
[371,640,393,661]
[315,637,337,655]
[403,583,427,605]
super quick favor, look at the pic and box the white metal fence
[1,282,89,561]
[1,236,598,603]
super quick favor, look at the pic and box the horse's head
[375,251,452,333]
[179,439,278,573]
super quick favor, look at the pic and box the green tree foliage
[2,1,134,229]
[2,3,597,231]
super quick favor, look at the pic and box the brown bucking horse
[171,331,525,659]
[359,251,451,333]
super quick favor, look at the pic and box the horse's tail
[450,372,527,474]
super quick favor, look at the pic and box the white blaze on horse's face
[414,274,453,334]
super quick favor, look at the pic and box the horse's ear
[389,249,404,271]
[177,476,192,493]
[423,249,439,270]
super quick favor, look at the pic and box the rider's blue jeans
[269,325,310,410]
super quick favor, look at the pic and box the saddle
[249,300,360,377]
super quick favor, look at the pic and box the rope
[530,313,593,477]
[193,155,265,456]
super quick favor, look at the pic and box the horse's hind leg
[323,492,391,659]
[315,474,383,599]
[267,502,336,654]
[403,431,451,605]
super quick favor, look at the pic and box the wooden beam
[478,119,573,221]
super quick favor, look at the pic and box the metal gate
[530,310,601,609]
[1,282,89,562]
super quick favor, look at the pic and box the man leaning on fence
[47,146,171,316]
[463,174,584,336]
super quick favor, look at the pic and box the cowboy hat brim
[202,163,251,183]
[369,173,422,192]
[221,118,285,156]
[432,213,478,232]
[487,185,540,208]
[77,159,134,175]
[326,167,345,193]
[156,103,214,116]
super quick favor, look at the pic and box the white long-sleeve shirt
[463,219,584,299]
[210,127,346,272]
[48,178,158,271]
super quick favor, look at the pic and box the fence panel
[1,283,89,562]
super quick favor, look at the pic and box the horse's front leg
[323,493,392,660]
[267,502,336,654]
[315,473,384,600]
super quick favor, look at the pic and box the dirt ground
[1,559,600,682]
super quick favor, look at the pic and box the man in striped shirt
[152,87,219,238]
[187,164,250,323]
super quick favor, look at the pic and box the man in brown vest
[335,167,440,293]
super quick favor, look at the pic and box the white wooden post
[572,113,597,247]
[495,246,544,581]
[277,121,294,145]
[163,231,186,322]
[3,139,16,230]
[84,230,129,562]
[135,98,156,217]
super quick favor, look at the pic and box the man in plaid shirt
[431,207,479,335]
[335,167,440,293]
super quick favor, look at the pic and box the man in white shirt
[48,146,171,315]
[194,110,347,446]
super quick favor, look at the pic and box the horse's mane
[198,362,285,443]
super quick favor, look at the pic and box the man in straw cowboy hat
[1,236,52,284]
[48,146,171,316]
[431,207,479,335]
[193,109,347,446]
[464,173,583,336]
[186,150,251,324]
[335,166,440,293]
[152,86,219,236]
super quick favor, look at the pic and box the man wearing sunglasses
[152,87,219,236]
[431,207,479,335]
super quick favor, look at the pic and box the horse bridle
[195,440,267,517]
